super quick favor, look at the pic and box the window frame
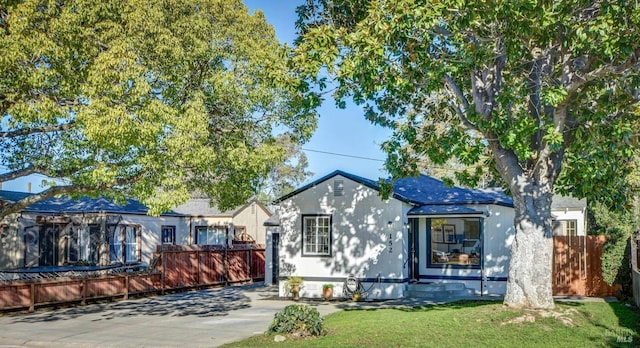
[301,214,332,257]
[553,219,578,236]
[108,224,141,264]
[195,225,227,245]
[427,217,482,269]
[161,225,176,245]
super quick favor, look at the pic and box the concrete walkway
[0,283,610,348]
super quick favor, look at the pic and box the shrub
[267,304,325,337]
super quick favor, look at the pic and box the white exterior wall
[233,202,269,245]
[188,216,232,245]
[416,204,515,295]
[116,214,188,264]
[277,175,409,300]
[264,226,279,286]
[552,208,587,236]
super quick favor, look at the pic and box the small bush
[267,304,325,337]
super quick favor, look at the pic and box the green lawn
[224,300,640,347]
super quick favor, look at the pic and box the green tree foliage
[256,134,313,203]
[0,0,319,216]
[589,201,635,295]
[294,1,640,308]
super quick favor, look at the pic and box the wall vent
[334,180,344,196]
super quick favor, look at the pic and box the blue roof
[0,190,33,203]
[22,196,184,216]
[275,170,513,208]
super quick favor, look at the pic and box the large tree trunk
[503,186,555,309]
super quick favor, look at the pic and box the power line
[302,148,386,162]
[301,147,485,174]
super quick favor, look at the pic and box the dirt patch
[501,308,579,327]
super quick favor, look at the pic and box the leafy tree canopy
[256,134,313,203]
[0,0,319,216]
[293,0,640,309]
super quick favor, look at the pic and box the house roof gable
[0,190,33,204]
[274,169,514,208]
[22,196,185,216]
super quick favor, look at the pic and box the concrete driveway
[0,283,343,348]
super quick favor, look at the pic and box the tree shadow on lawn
[7,283,270,323]
[335,299,501,313]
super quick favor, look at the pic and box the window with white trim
[196,226,227,245]
[302,215,331,256]
[553,220,577,236]
[108,224,140,264]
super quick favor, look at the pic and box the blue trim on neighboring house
[419,275,508,282]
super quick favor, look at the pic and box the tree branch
[562,47,640,104]
[0,121,76,138]
[0,172,148,219]
[0,166,40,182]
[443,74,478,131]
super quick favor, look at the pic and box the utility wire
[301,147,464,173]
[302,148,385,162]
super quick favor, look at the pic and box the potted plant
[285,276,304,300]
[352,290,363,302]
[322,284,334,300]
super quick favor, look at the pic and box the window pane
[109,226,122,263]
[303,216,331,256]
[430,218,481,266]
[125,227,137,262]
[196,227,207,245]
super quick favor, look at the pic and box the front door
[271,232,280,285]
[409,218,419,280]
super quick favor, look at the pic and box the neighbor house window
[108,224,141,264]
[302,215,331,256]
[161,226,176,245]
[196,226,227,245]
[429,218,481,267]
[553,220,577,236]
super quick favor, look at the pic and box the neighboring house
[268,170,517,299]
[0,193,271,270]
[0,194,187,269]
[172,198,271,245]
[551,195,587,236]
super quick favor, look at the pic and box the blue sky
[1,1,391,193]
[243,0,391,184]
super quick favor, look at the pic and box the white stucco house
[266,170,519,300]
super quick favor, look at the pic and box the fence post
[29,283,35,313]
[81,278,87,305]
[224,246,229,286]
[124,275,129,300]
[161,247,166,295]
[249,247,253,283]
[196,250,201,287]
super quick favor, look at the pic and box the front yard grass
[223,300,640,347]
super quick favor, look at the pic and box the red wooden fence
[0,244,265,312]
[553,235,620,296]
